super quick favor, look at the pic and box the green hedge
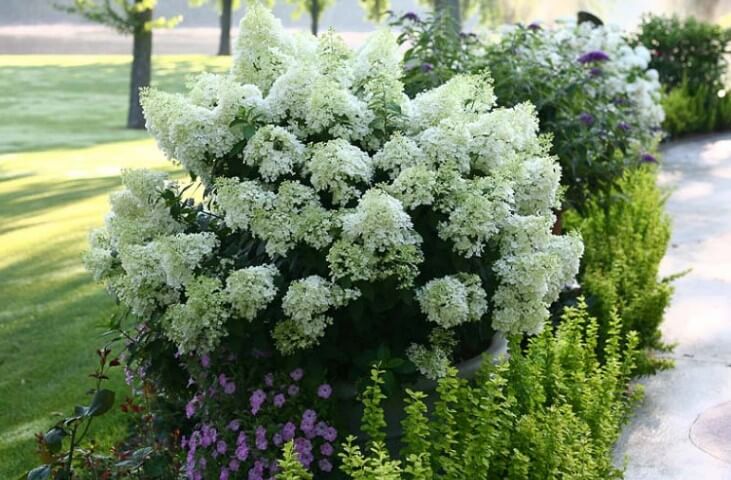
[295,299,641,480]
[566,166,676,373]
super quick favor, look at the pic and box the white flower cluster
[273,276,360,354]
[492,215,584,335]
[225,264,279,321]
[416,274,488,328]
[88,6,583,368]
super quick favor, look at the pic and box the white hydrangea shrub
[86,5,583,378]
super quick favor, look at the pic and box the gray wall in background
[0,0,427,31]
[2,0,731,30]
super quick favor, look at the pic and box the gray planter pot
[334,333,509,453]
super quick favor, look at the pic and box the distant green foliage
[336,299,641,480]
[56,0,181,34]
[662,81,731,136]
[635,14,731,136]
[567,167,675,373]
[635,14,731,91]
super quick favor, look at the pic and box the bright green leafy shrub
[662,81,731,136]
[333,299,641,480]
[566,167,675,372]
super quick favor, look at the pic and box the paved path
[615,134,731,479]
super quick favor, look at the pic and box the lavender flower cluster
[182,364,336,480]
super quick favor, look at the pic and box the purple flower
[299,452,314,468]
[579,112,594,126]
[218,373,229,388]
[229,459,240,472]
[247,461,265,480]
[227,419,240,432]
[216,440,228,455]
[294,437,313,454]
[200,354,210,368]
[401,12,420,22]
[273,393,286,408]
[641,153,658,164]
[527,21,541,31]
[288,384,300,397]
[235,443,249,461]
[237,431,247,446]
[589,66,603,77]
[317,384,332,399]
[273,432,283,447]
[290,368,304,382]
[263,373,274,387]
[618,121,630,131]
[282,422,296,441]
[421,63,434,73]
[200,425,217,447]
[319,459,333,472]
[302,409,317,422]
[315,421,329,437]
[578,50,610,64]
[190,431,201,449]
[224,381,236,395]
[219,469,230,480]
[321,442,334,456]
[250,389,267,415]
[185,399,197,419]
[255,426,268,450]
[324,426,337,442]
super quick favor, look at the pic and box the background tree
[360,0,390,23]
[189,0,242,55]
[286,0,335,35]
[58,0,181,129]
[468,0,535,25]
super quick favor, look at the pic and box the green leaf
[43,427,66,454]
[27,466,50,480]
[74,405,89,417]
[88,389,115,417]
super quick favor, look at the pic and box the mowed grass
[0,55,229,477]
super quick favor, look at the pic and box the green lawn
[0,54,229,477]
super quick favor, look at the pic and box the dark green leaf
[88,389,115,417]
[43,427,66,454]
[26,466,50,480]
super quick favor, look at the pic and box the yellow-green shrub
[566,166,675,372]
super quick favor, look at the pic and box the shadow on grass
[0,176,120,231]
[0,237,129,477]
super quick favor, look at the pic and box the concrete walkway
[615,134,731,479]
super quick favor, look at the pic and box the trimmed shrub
[300,299,641,480]
[566,167,675,372]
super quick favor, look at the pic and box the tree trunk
[127,5,152,129]
[218,0,233,56]
[433,0,461,34]
[310,0,320,36]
